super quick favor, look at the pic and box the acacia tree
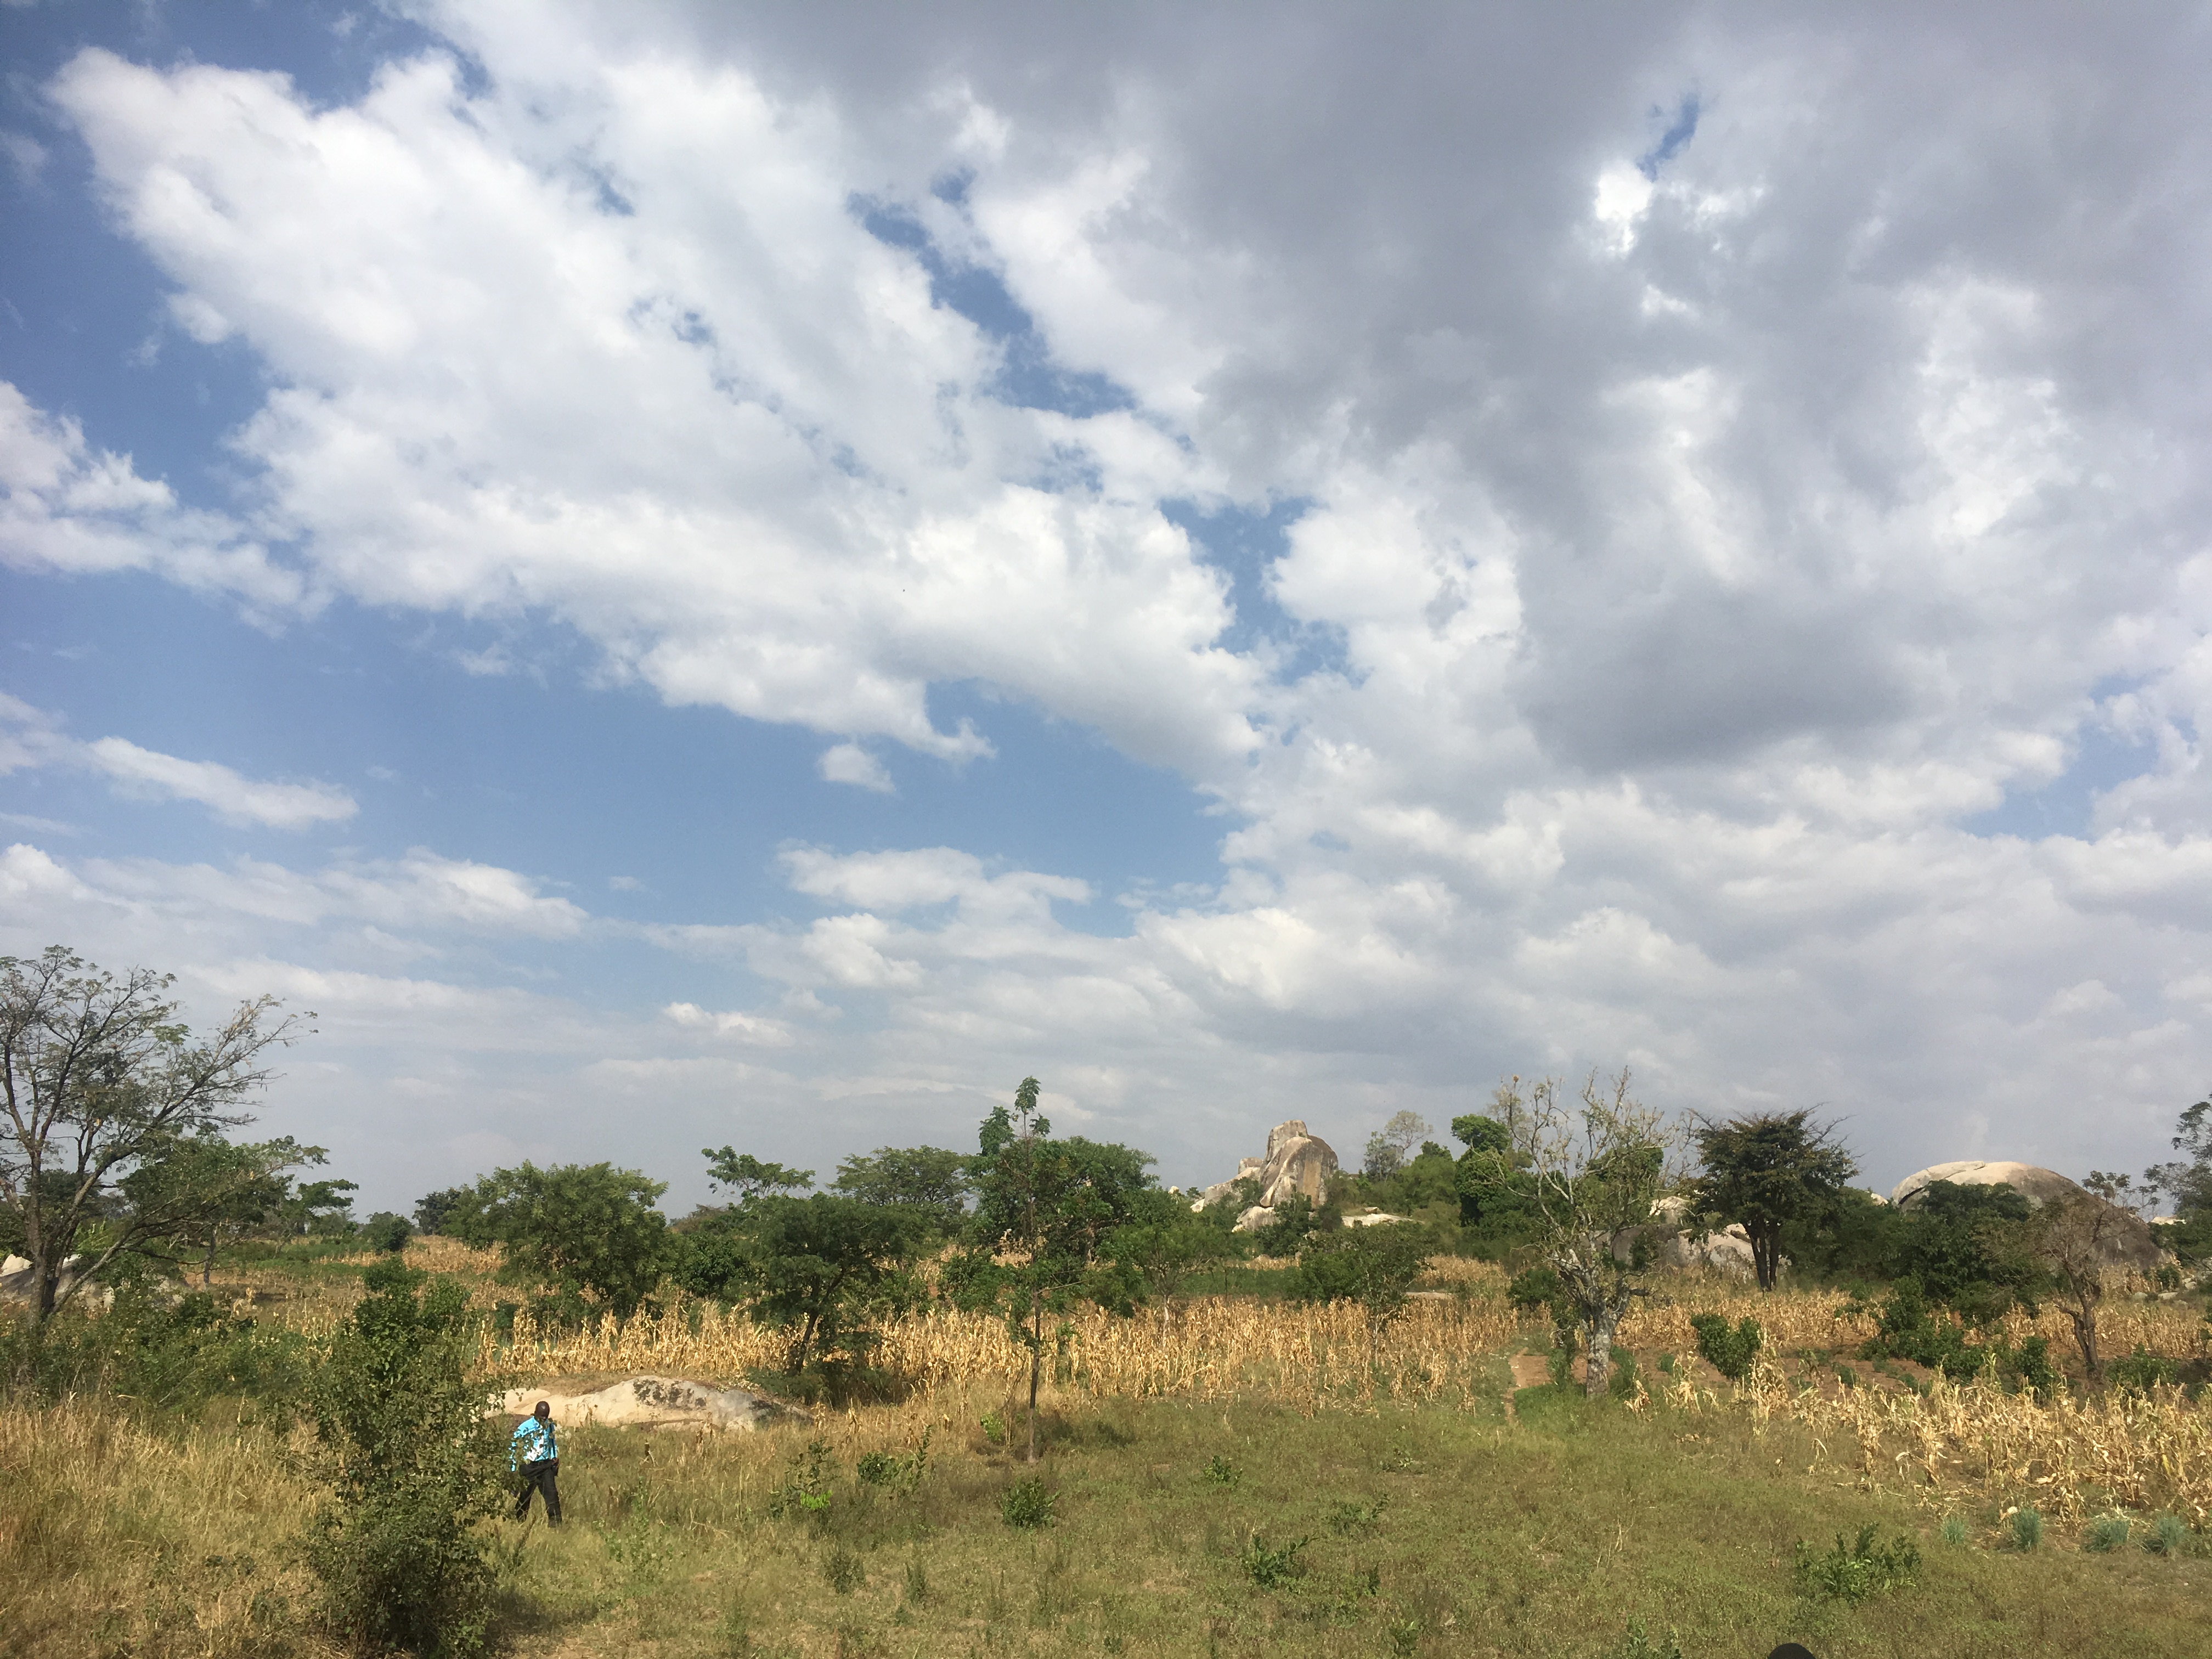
[951,1077,1132,1463]
[2030,1191,2121,1384]
[445,1161,669,1322]
[1690,1109,1859,1291]
[1,947,309,1319]
[1516,1070,1681,1399]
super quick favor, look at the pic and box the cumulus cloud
[12,4,2212,1194]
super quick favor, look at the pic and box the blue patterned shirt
[510,1415,558,1469]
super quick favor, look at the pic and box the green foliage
[2085,1513,2131,1553]
[1896,1182,2043,1316]
[2146,1514,2192,1556]
[1603,1619,1685,1659]
[1850,1279,2059,1392]
[1776,1184,1903,1284]
[768,1439,838,1520]
[1239,1532,1310,1588]
[1690,1109,1858,1290]
[2107,1344,2179,1394]
[1201,1453,1241,1487]
[1361,1111,1431,1181]
[2010,1506,2044,1550]
[0,1280,312,1411]
[854,1427,932,1496]
[411,1187,469,1235]
[1327,1497,1386,1535]
[979,1410,1006,1446]
[1001,1475,1056,1528]
[1453,1117,1543,1251]
[362,1210,414,1253]
[701,1149,815,1203]
[1252,1190,1331,1257]
[1938,1516,1969,1548]
[1689,1313,1762,1381]
[444,1160,669,1322]
[829,1144,972,1231]
[1793,1523,1921,1603]
[1606,1345,1638,1400]
[682,1193,921,1370]
[1287,1224,1429,1328]
[301,1256,504,1657]
[2144,1096,2212,1258]
[1101,1193,1242,1304]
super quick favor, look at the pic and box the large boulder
[499,1374,806,1432]
[1194,1120,1340,1211]
[0,1252,104,1308]
[1890,1160,2166,1272]
[1613,1200,1759,1277]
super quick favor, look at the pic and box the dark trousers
[514,1459,561,1523]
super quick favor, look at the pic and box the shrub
[2010,1506,2043,1551]
[768,1439,837,1519]
[823,1544,862,1594]
[1938,1516,1969,1548]
[1605,1620,1685,1659]
[854,1427,932,1496]
[979,1410,1007,1446]
[2146,1514,2192,1556]
[2085,1513,2131,1553]
[301,1256,505,1657]
[1689,1313,1763,1381]
[1606,1345,1639,1400]
[362,1211,414,1253]
[1327,1498,1386,1536]
[1001,1476,1055,1528]
[1793,1523,1921,1604]
[2106,1345,2179,1395]
[1202,1453,1242,1487]
[1240,1532,1310,1589]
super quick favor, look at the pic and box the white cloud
[84,736,357,829]
[1,696,356,829]
[817,742,894,793]
[11,7,2212,1198]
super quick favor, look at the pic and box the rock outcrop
[1890,1160,2166,1271]
[498,1374,806,1432]
[1193,1120,1340,1214]
[0,1252,106,1308]
[1611,1199,1759,1277]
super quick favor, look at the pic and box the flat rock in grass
[499,1374,808,1432]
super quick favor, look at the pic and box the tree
[1895,1181,2041,1321]
[701,1147,814,1201]
[725,1194,922,1372]
[283,1176,358,1236]
[411,1187,470,1236]
[1,947,310,1319]
[951,1077,1143,1462]
[2028,1191,2123,1384]
[2142,1094,2212,1261]
[1690,1109,1858,1291]
[1288,1224,1430,1360]
[1362,1110,1433,1181]
[1098,1189,1239,1334]
[1517,1070,1680,1400]
[362,1211,415,1254]
[830,1144,972,1231]
[1452,1107,1543,1250]
[444,1161,668,1321]
[117,1130,323,1284]
[302,1255,505,1655]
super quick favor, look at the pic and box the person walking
[510,1399,562,1525]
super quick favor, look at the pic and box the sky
[5,1,2212,1217]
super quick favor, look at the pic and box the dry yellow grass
[0,1398,335,1658]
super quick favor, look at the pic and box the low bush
[1605,1619,1686,1659]
[1689,1313,1762,1381]
[1240,1532,1310,1589]
[2085,1514,2131,1553]
[1938,1516,1969,1548]
[1001,1476,1055,1528]
[2010,1506,2043,1551]
[1201,1453,1241,1487]
[2107,1345,2179,1395]
[1793,1523,1920,1604]
[2146,1514,2192,1557]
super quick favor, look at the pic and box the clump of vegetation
[1001,1475,1056,1528]
[768,1439,837,1519]
[2010,1506,2044,1551]
[1689,1313,1763,1381]
[1793,1523,1920,1604]
[1240,1532,1310,1589]
[2106,1345,2179,1394]
[1604,1619,1686,1659]
[301,1255,505,1657]
[1938,1516,1970,1548]
[2085,1513,2131,1553]
[1201,1452,1241,1487]
[2146,1514,2193,1557]
[855,1427,932,1495]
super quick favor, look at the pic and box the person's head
[533,1401,550,1421]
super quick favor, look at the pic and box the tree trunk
[1748,1222,1779,1291]
[1584,1301,1621,1399]
[2066,1290,2100,1384]
[203,1231,217,1288]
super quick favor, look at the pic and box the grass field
[4,1240,2209,1658]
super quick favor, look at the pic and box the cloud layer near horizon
[7,1,2212,1206]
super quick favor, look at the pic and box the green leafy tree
[1452,1107,1543,1250]
[830,1144,972,1231]
[1099,1189,1240,1334]
[951,1077,1147,1462]
[702,1148,815,1201]
[1516,1070,1680,1400]
[1896,1181,2042,1319]
[362,1211,415,1254]
[445,1161,669,1322]
[283,1176,358,1236]
[1,947,311,1319]
[411,1186,470,1236]
[1689,1110,1859,1291]
[117,1130,323,1284]
[303,1256,505,1656]
[2143,1094,2212,1261]
[728,1194,923,1371]
[1288,1224,1430,1358]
